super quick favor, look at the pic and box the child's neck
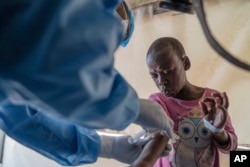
[175,82,205,101]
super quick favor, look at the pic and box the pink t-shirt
[149,88,237,167]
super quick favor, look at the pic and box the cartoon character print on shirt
[174,108,214,167]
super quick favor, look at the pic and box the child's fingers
[209,107,217,124]
[221,92,229,109]
[213,104,228,129]
[211,92,222,105]
[165,143,172,151]
[212,92,229,109]
[200,99,218,125]
[217,104,228,121]
[201,97,216,107]
[161,144,172,157]
[199,101,208,115]
[201,97,216,113]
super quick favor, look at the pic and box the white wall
[2,0,250,167]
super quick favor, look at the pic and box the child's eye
[163,70,168,74]
[165,68,174,74]
[150,73,157,78]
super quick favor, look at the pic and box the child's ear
[182,56,191,70]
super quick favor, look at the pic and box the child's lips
[162,89,171,96]
[165,92,173,97]
[162,89,176,97]
[160,86,175,96]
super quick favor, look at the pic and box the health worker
[0,0,175,165]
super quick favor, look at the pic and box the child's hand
[211,92,229,109]
[199,92,229,132]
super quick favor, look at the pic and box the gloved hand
[128,130,172,157]
[133,99,177,140]
[99,134,148,164]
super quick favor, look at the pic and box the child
[146,37,238,167]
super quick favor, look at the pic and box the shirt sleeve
[0,0,139,131]
[0,100,100,166]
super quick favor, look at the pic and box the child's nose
[158,75,168,85]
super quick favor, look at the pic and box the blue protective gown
[0,100,100,165]
[0,0,139,165]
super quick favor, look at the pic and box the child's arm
[131,131,170,167]
[213,114,238,152]
[212,129,229,146]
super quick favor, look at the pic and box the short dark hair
[147,37,186,60]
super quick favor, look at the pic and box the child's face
[147,51,187,97]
